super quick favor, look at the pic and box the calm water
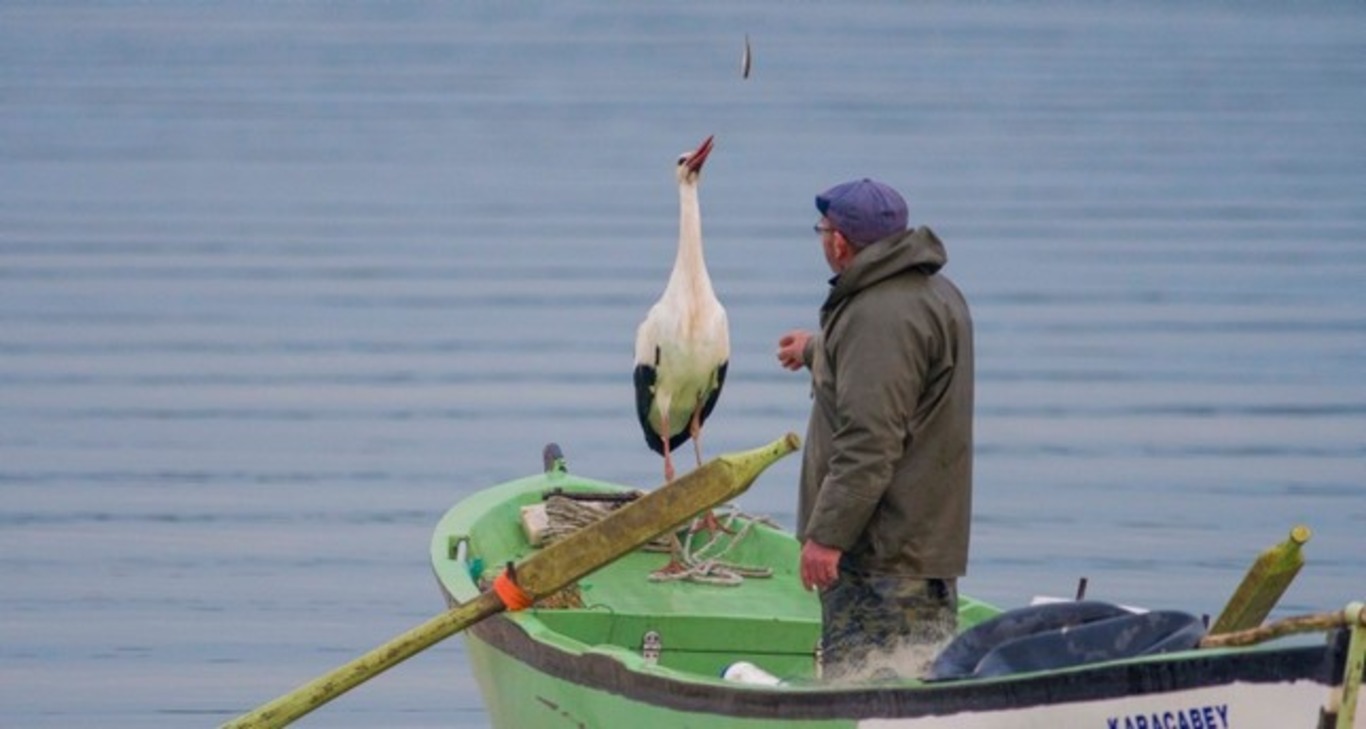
[2,2,1363,727]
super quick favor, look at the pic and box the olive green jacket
[797,226,974,578]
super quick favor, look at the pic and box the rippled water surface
[2,2,1363,727]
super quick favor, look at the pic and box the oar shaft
[221,591,504,729]
[220,432,801,729]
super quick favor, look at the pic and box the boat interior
[437,475,1000,684]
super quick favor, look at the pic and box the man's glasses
[813,224,837,236]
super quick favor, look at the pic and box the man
[776,178,974,682]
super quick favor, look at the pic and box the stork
[633,134,730,486]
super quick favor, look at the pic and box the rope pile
[647,506,779,586]
[543,492,673,552]
[540,492,777,586]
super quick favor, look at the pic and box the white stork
[633,134,730,485]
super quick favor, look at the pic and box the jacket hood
[825,226,947,310]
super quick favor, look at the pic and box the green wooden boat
[430,446,1365,729]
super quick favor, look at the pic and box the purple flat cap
[815,178,908,246]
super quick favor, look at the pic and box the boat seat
[926,600,1206,681]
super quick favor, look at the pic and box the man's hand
[800,539,842,591]
[777,330,812,371]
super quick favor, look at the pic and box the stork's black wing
[633,359,667,456]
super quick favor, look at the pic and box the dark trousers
[819,572,958,682]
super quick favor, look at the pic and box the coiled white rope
[647,506,779,586]
[543,493,674,552]
[541,494,777,586]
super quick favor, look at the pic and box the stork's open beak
[686,135,715,173]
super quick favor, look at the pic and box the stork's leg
[691,509,734,536]
[652,531,690,577]
[660,410,676,482]
[686,401,732,535]
[690,406,705,468]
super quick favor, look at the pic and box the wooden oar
[1207,524,1310,635]
[221,432,801,729]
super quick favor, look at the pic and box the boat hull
[431,466,1364,729]
[459,611,1356,728]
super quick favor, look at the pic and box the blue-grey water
[2,2,1363,727]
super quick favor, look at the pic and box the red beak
[686,135,715,173]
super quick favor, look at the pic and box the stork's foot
[651,558,690,576]
[649,533,692,580]
[689,509,735,536]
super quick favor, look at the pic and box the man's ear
[834,234,856,266]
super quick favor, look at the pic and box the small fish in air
[741,34,752,79]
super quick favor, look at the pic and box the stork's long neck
[666,181,715,301]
